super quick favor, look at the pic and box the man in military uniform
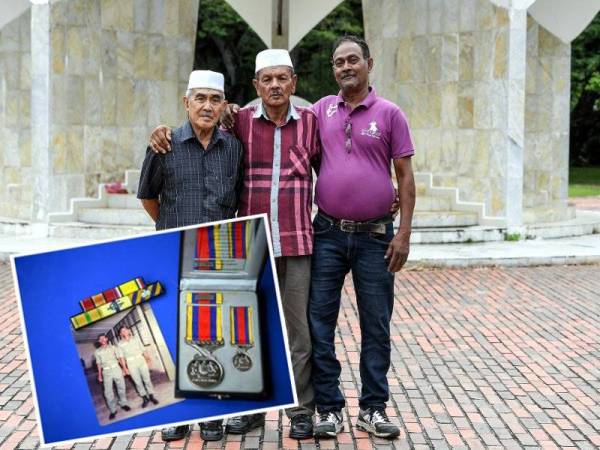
[117,326,159,408]
[95,333,131,420]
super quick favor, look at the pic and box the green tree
[570,12,600,166]
[194,0,364,105]
[291,0,364,102]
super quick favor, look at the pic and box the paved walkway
[2,233,600,268]
[1,262,599,449]
[570,196,600,212]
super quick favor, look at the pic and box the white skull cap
[187,70,225,92]
[255,49,293,73]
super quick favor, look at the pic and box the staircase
[47,170,509,243]
[48,170,154,240]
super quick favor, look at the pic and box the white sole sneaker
[356,419,400,439]
[314,423,344,438]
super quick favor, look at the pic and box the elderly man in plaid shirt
[150,49,320,441]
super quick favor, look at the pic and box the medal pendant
[232,350,252,371]
[187,353,224,387]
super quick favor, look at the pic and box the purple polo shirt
[312,87,414,221]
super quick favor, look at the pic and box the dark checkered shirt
[137,121,243,230]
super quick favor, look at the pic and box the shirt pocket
[287,145,310,178]
[206,174,237,209]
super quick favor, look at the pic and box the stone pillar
[0,8,32,219]
[19,0,199,222]
[505,6,527,229]
[31,2,51,222]
[363,0,574,226]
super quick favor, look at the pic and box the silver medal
[187,353,224,387]
[232,351,252,371]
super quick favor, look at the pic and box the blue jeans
[309,213,395,412]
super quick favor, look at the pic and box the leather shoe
[141,396,149,408]
[200,420,223,441]
[161,425,190,441]
[108,412,116,420]
[121,405,131,411]
[149,394,159,405]
[290,414,313,439]
[225,413,265,434]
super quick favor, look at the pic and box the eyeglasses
[344,120,352,153]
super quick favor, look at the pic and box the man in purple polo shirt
[310,35,415,440]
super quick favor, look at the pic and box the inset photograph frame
[11,214,295,446]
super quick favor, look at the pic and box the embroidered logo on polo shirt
[326,103,338,117]
[361,120,381,139]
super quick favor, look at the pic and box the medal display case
[176,217,268,398]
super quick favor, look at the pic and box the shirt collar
[181,120,224,146]
[252,101,300,124]
[336,86,377,109]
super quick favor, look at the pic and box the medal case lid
[179,219,267,292]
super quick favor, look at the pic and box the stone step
[78,208,154,226]
[412,211,479,228]
[410,226,504,244]
[107,193,142,209]
[414,195,452,211]
[49,222,153,240]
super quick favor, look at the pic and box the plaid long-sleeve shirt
[234,103,320,257]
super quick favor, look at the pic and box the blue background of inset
[13,229,293,444]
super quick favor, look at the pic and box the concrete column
[271,0,289,49]
[505,6,527,229]
[30,1,51,222]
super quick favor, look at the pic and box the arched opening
[192,0,364,105]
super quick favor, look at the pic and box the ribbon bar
[195,221,251,271]
[71,281,163,330]
[79,277,146,311]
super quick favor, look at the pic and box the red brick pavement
[1,262,599,449]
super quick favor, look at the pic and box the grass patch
[569,167,600,197]
[504,232,521,241]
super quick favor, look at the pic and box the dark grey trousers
[275,255,314,418]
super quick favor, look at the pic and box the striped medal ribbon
[80,277,146,311]
[185,292,225,387]
[194,221,251,271]
[230,306,254,372]
[71,281,163,330]
[185,292,224,347]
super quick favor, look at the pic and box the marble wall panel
[363,0,577,223]
[523,17,571,223]
[0,9,31,219]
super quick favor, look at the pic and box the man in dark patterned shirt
[138,70,243,229]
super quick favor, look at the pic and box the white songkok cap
[255,49,293,73]
[187,70,225,92]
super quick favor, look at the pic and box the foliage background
[570,13,600,166]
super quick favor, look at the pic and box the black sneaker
[289,414,313,440]
[200,420,223,441]
[225,413,265,434]
[108,412,116,420]
[356,408,400,439]
[161,425,190,441]
[121,405,131,411]
[314,410,343,438]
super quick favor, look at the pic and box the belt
[317,210,392,234]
